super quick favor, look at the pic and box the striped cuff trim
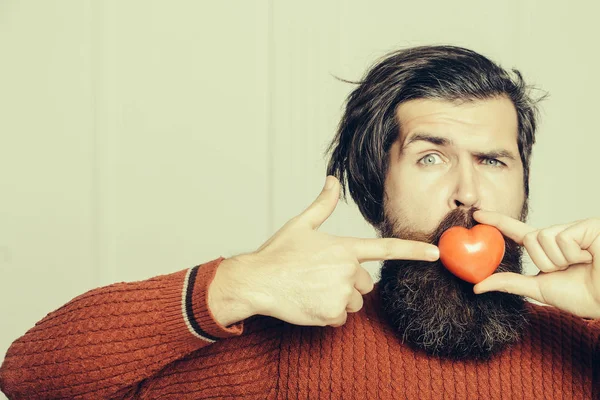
[182,265,219,342]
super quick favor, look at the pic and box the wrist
[208,253,268,326]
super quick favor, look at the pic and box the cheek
[386,168,450,232]
[480,174,525,218]
[504,182,525,218]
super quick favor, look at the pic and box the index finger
[473,210,536,245]
[343,237,440,263]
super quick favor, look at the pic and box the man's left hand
[472,210,600,319]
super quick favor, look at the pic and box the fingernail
[427,246,440,260]
[324,176,334,189]
[473,285,486,295]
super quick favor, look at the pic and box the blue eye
[418,153,443,165]
[482,158,505,167]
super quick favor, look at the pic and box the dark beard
[378,208,530,360]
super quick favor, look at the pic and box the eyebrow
[401,133,518,161]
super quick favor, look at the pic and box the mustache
[378,207,480,246]
[381,207,522,274]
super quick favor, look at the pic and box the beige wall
[1,1,599,388]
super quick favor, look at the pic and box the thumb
[473,271,542,302]
[297,176,340,229]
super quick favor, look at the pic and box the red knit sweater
[1,257,599,399]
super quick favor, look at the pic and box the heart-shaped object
[438,224,505,284]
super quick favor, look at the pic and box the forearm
[0,257,243,400]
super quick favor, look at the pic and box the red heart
[438,224,505,284]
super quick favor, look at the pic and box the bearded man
[2,45,599,399]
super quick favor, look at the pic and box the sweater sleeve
[0,256,243,400]
[587,318,600,344]
[587,318,600,399]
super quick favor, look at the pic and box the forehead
[395,96,519,148]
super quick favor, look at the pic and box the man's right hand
[208,175,440,328]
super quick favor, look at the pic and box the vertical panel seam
[267,0,275,235]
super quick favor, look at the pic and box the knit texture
[1,257,599,399]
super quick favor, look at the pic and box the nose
[449,162,481,210]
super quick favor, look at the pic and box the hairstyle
[326,45,545,227]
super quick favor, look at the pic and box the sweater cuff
[158,258,244,347]
[185,257,244,341]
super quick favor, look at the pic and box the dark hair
[326,45,545,227]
